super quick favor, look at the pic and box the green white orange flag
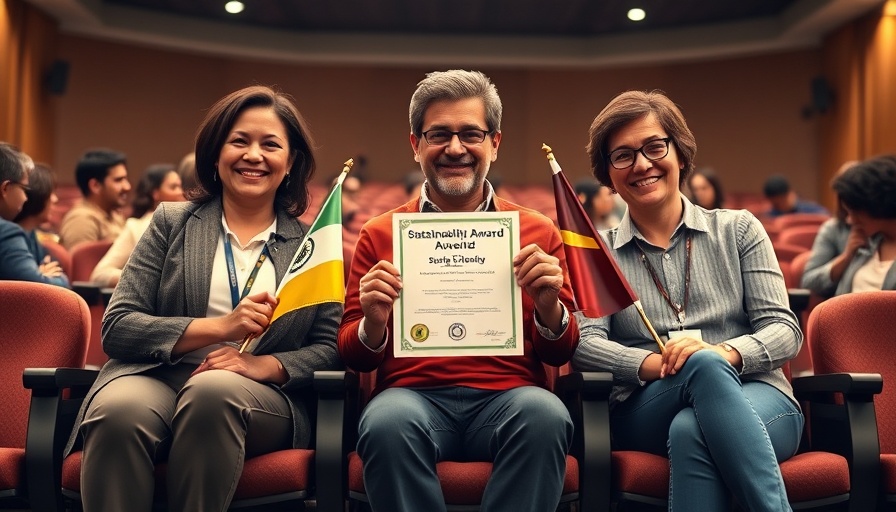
[239,159,351,353]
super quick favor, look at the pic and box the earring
[213,172,217,182]
[285,174,291,188]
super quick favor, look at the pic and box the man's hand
[358,260,402,346]
[513,244,564,332]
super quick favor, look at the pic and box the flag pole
[238,158,354,354]
[541,144,664,353]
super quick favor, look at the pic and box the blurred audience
[575,178,620,230]
[403,169,424,200]
[12,163,70,286]
[59,148,131,249]
[0,142,69,287]
[826,155,896,295]
[686,167,725,210]
[762,174,828,218]
[178,152,199,197]
[801,160,862,297]
[90,163,185,287]
[336,173,364,224]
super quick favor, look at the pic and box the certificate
[392,211,523,357]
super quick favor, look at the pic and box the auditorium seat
[69,240,114,368]
[778,224,821,250]
[0,281,89,510]
[313,367,614,512]
[805,291,896,510]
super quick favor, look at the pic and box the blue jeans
[611,350,803,512]
[357,386,574,512]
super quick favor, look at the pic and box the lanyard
[635,233,692,329]
[223,229,271,310]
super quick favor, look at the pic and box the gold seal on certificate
[392,211,524,357]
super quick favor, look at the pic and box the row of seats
[2,280,894,511]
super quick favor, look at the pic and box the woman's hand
[660,336,741,378]
[191,345,286,384]
[220,291,278,341]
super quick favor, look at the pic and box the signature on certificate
[478,329,506,337]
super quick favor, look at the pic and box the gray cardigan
[66,200,342,454]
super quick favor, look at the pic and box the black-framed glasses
[607,138,672,169]
[422,128,491,146]
[7,180,29,192]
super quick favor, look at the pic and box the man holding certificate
[337,70,579,512]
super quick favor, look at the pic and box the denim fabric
[610,350,802,512]
[357,386,573,512]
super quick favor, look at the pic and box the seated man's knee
[504,387,572,439]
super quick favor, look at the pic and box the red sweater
[337,196,579,396]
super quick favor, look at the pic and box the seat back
[0,282,89,448]
[778,225,821,250]
[41,240,73,278]
[69,240,113,282]
[807,291,896,454]
[774,213,830,231]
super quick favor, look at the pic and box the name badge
[668,329,703,341]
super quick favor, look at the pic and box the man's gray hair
[0,142,32,183]
[409,70,502,136]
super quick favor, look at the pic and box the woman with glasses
[0,143,70,287]
[572,90,802,511]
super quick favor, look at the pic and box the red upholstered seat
[0,281,89,509]
[806,291,896,508]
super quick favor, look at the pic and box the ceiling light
[627,8,646,22]
[225,1,244,14]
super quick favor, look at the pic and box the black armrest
[793,372,882,512]
[24,367,99,512]
[557,371,613,512]
[70,282,103,305]
[314,370,359,512]
[788,288,811,314]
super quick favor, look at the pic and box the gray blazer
[66,200,342,454]
[834,234,896,296]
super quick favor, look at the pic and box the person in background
[575,178,620,230]
[12,162,70,286]
[90,163,185,287]
[68,85,342,512]
[403,169,425,200]
[762,174,828,219]
[801,160,863,297]
[0,143,69,287]
[826,155,896,295]
[336,172,363,224]
[59,148,131,249]
[177,152,199,197]
[338,69,578,512]
[686,167,725,210]
[574,90,802,511]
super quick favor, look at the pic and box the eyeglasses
[421,128,491,146]
[7,181,29,192]
[607,138,672,170]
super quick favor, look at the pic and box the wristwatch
[719,343,734,353]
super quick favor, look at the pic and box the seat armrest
[314,370,359,512]
[788,288,811,314]
[71,282,103,305]
[24,367,100,512]
[793,372,882,512]
[557,371,612,512]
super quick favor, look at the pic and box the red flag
[544,145,638,318]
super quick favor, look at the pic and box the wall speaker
[45,60,70,96]
[811,76,834,114]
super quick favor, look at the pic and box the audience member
[574,90,802,510]
[11,162,70,287]
[686,167,725,210]
[337,70,579,511]
[801,160,862,297]
[90,163,185,287]
[825,155,896,295]
[177,152,199,197]
[575,178,620,230]
[68,85,342,511]
[403,169,424,200]
[59,148,131,249]
[1,143,69,287]
[762,174,828,218]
